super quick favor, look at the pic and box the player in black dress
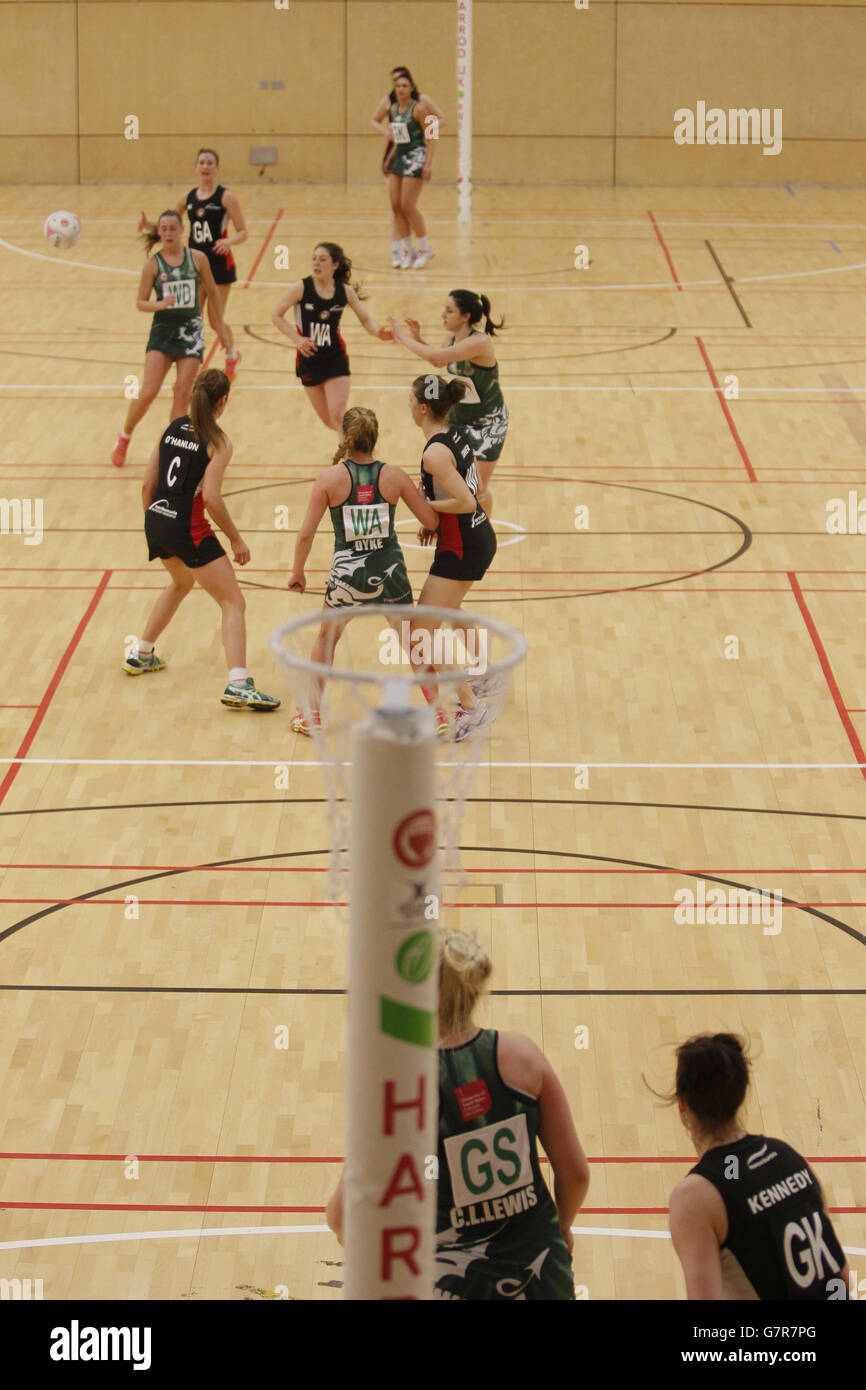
[666,1034,850,1299]
[123,368,279,711]
[271,243,392,434]
[407,374,497,741]
[139,148,247,380]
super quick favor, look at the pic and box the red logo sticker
[393,809,436,868]
[356,484,374,503]
[455,1079,491,1121]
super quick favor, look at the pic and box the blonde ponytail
[439,929,491,1037]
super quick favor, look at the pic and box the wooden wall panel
[0,0,864,186]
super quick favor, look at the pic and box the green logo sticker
[395,929,435,984]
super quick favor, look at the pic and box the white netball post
[271,606,526,1299]
[457,0,472,223]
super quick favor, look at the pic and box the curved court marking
[0,1225,862,1255]
[1,234,864,293]
[393,517,527,551]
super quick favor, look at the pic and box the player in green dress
[286,405,440,734]
[370,68,445,268]
[389,290,508,513]
[111,210,229,467]
[433,930,590,1299]
[325,929,591,1299]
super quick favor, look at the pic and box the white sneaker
[470,672,505,699]
[411,248,435,269]
[453,701,490,743]
[391,247,401,268]
[399,244,413,269]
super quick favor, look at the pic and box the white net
[270,604,527,908]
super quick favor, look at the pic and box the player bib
[444,1113,532,1208]
[165,278,196,309]
[342,501,390,544]
[391,121,410,144]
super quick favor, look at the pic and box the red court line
[788,571,866,786]
[5,896,866,909]
[2,1202,859,1215]
[694,335,757,482]
[8,864,866,875]
[242,208,284,288]
[0,571,112,808]
[1,1151,860,1164]
[646,211,682,291]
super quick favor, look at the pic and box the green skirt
[146,315,205,360]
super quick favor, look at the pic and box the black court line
[226,480,751,604]
[705,240,752,328]
[1,845,862,996]
[5,795,866,825]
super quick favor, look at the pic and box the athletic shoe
[290,708,322,736]
[391,247,401,268]
[221,677,281,712]
[111,436,130,468]
[399,244,414,269]
[224,350,241,383]
[470,672,506,700]
[453,701,490,743]
[123,649,166,675]
[435,708,450,739]
[411,248,435,270]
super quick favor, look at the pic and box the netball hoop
[271,605,526,1301]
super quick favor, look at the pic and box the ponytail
[439,929,491,1037]
[411,374,466,421]
[449,288,505,338]
[315,241,367,301]
[141,209,183,255]
[332,406,379,464]
[190,368,230,450]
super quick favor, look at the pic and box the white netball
[43,210,81,248]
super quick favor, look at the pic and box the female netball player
[272,243,391,435]
[111,211,229,468]
[388,292,507,509]
[285,405,440,735]
[123,368,280,712]
[404,374,497,741]
[138,148,247,379]
[665,1033,850,1299]
[370,68,445,269]
[326,929,591,1300]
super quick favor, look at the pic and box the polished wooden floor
[0,182,864,1300]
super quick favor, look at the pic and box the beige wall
[1,0,864,185]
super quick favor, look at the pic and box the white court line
[7,216,866,229]
[2,758,866,771]
[2,385,865,396]
[0,1223,862,1254]
[1,235,863,292]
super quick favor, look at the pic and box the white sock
[135,640,154,656]
[418,237,430,252]
[400,238,412,253]
[229,667,248,684]
[391,240,400,253]
[226,346,238,362]
[119,430,132,441]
